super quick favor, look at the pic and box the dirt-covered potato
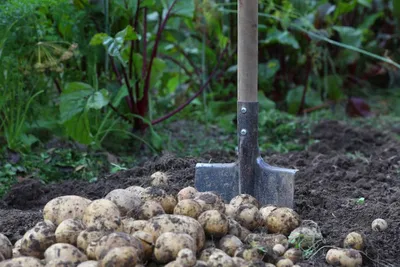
[43,196,92,226]
[143,214,205,252]
[20,220,56,258]
[120,219,147,234]
[235,204,262,230]
[232,257,247,266]
[0,256,43,267]
[140,187,176,214]
[12,238,23,258]
[326,248,362,267]
[228,218,251,241]
[0,233,12,260]
[199,248,225,262]
[125,186,145,196]
[218,235,243,257]
[194,260,208,267]
[173,199,202,219]
[94,232,144,261]
[266,207,301,236]
[105,189,142,216]
[371,218,388,232]
[198,210,229,238]
[128,200,165,220]
[176,248,197,267]
[151,171,169,186]
[132,231,154,261]
[276,258,294,267]
[44,243,87,265]
[177,187,198,202]
[208,250,234,267]
[154,232,196,264]
[86,242,97,260]
[343,232,364,250]
[83,199,121,231]
[54,218,85,245]
[288,220,322,249]
[234,245,266,262]
[77,229,107,252]
[224,204,236,218]
[77,261,98,267]
[193,192,225,213]
[273,244,286,256]
[230,194,259,209]
[283,248,302,263]
[245,233,288,250]
[99,246,141,267]
[259,205,277,225]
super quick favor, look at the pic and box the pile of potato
[0,171,369,267]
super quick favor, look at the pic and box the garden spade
[194,0,297,207]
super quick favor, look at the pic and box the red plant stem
[142,7,147,78]
[297,56,312,115]
[121,65,137,114]
[129,0,141,79]
[107,103,134,123]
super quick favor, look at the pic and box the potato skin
[173,199,202,219]
[44,243,87,265]
[371,218,388,232]
[227,218,250,242]
[77,261,99,267]
[177,187,198,202]
[0,233,12,260]
[94,232,144,261]
[218,235,243,257]
[234,204,262,231]
[176,248,196,266]
[193,192,225,213]
[77,229,107,252]
[55,219,85,245]
[140,187,176,214]
[230,194,259,209]
[127,200,165,220]
[154,232,196,264]
[99,246,140,267]
[105,189,142,216]
[266,208,301,236]
[83,199,121,231]
[120,219,147,234]
[198,210,229,238]
[143,214,205,252]
[326,248,362,267]
[0,256,43,267]
[43,196,91,226]
[20,221,56,258]
[343,232,364,250]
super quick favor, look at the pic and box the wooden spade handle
[238,0,258,102]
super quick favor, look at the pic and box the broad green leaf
[359,12,383,29]
[90,33,109,46]
[394,0,400,18]
[263,28,300,49]
[64,112,92,144]
[357,0,372,8]
[87,89,110,110]
[166,0,195,18]
[142,0,155,7]
[286,86,322,114]
[149,58,167,89]
[60,82,93,122]
[325,75,344,101]
[113,85,129,106]
[258,92,276,111]
[333,26,363,47]
[334,0,357,21]
[259,59,280,80]
[115,25,138,42]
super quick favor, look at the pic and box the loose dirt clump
[1,120,399,266]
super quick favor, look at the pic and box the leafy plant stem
[297,55,312,114]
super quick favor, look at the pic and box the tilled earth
[1,120,399,266]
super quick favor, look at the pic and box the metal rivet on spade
[241,107,247,114]
[240,129,247,135]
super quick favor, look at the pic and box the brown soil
[1,120,399,266]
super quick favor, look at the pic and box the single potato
[127,200,165,220]
[0,256,43,267]
[288,220,322,249]
[259,205,277,225]
[218,235,243,257]
[99,246,141,267]
[208,250,235,267]
[132,231,154,261]
[125,186,145,196]
[20,220,56,258]
[230,194,259,209]
[224,204,236,218]
[234,204,262,231]
[276,258,294,267]
[94,232,144,261]
[140,187,176,214]
[82,199,121,231]
[227,218,251,242]
[198,210,229,238]
[0,233,12,260]
[77,229,107,252]
[326,248,362,267]
[343,232,364,250]
[150,171,169,186]
[177,187,198,202]
[120,219,147,234]
[173,199,202,219]
[153,232,196,264]
[105,189,142,216]
[371,218,388,232]
[55,219,85,245]
[44,243,87,265]
[43,195,91,226]
[176,248,197,266]
[266,207,301,236]
[283,248,302,263]
[194,192,225,213]
[77,261,99,267]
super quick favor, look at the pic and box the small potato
[273,244,286,256]
[283,248,302,263]
[230,194,259,209]
[143,214,205,252]
[94,232,144,261]
[228,218,250,241]
[77,229,107,252]
[218,235,243,257]
[259,205,277,225]
[121,219,147,234]
[198,210,229,238]
[235,204,262,231]
[43,195,92,226]
[343,232,364,250]
[177,187,198,202]
[266,207,301,236]
[105,189,142,216]
[208,250,235,267]
[86,242,97,260]
[0,233,12,260]
[44,243,87,265]
[194,192,225,213]
[0,256,43,267]
[326,248,362,267]
[288,220,322,249]
[176,248,196,266]
[154,232,196,264]
[20,220,56,258]
[83,199,121,231]
[55,219,85,245]
[194,260,208,267]
[128,200,165,220]
[132,231,154,261]
[125,186,145,196]
[199,248,225,262]
[276,258,294,267]
[77,261,98,267]
[140,187,176,214]
[12,239,23,258]
[371,218,388,232]
[150,171,169,186]
[99,246,140,267]
[224,204,236,218]
[232,257,247,266]
[245,233,288,251]
[174,199,202,219]
[234,245,265,262]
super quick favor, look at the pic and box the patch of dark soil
[0,209,42,244]
[1,119,400,266]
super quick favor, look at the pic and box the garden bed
[1,120,399,266]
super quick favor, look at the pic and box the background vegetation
[1,0,400,196]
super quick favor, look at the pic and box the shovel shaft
[238,0,258,102]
